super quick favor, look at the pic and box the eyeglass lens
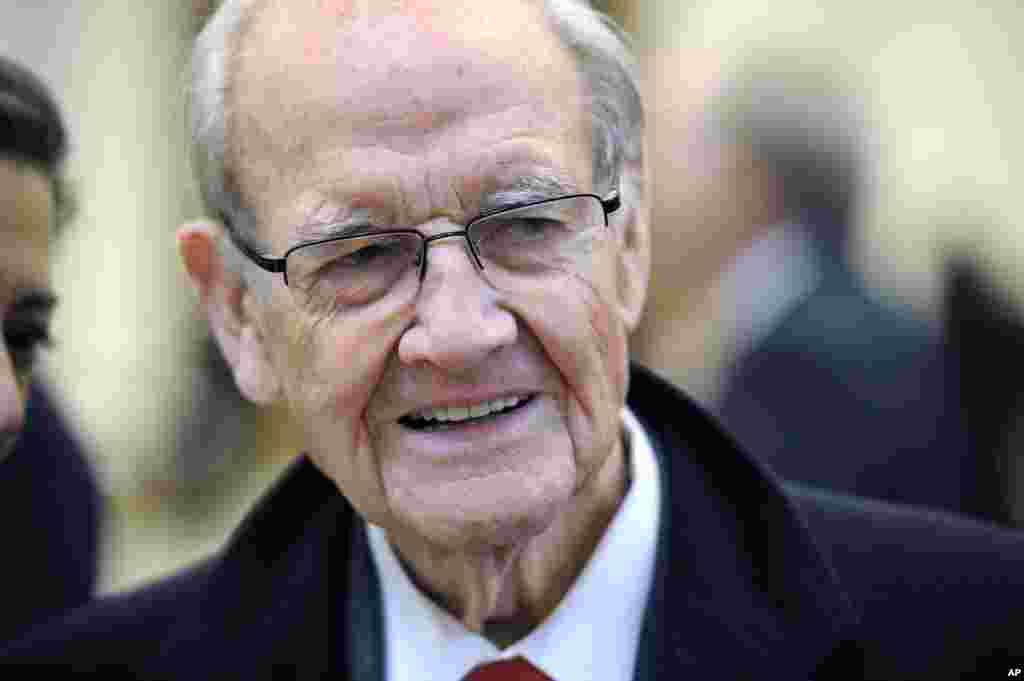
[285,195,607,311]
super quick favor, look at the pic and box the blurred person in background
[637,50,981,519]
[5,3,1024,678]
[946,251,1024,526]
[0,55,101,641]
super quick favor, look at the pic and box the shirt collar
[367,406,662,681]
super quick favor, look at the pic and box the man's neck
[385,430,631,644]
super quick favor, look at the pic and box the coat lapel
[627,365,861,678]
[153,458,354,679]
[150,366,859,679]
[346,522,386,681]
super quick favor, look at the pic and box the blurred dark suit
[716,226,981,518]
[0,382,101,642]
[638,54,984,519]
[946,257,1024,525]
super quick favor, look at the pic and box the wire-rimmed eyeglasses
[226,190,620,310]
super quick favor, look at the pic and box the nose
[0,348,27,459]
[397,234,517,373]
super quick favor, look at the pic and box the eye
[473,216,566,255]
[335,240,407,267]
[3,320,52,374]
[287,233,422,312]
[502,218,562,239]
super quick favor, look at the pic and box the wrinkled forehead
[242,0,564,61]
[225,0,589,220]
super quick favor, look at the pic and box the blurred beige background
[1,0,1021,591]
[634,0,1024,391]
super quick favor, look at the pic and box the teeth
[411,395,528,424]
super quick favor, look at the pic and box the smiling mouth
[399,394,536,431]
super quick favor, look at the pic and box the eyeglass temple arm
[601,191,621,217]
[221,213,286,274]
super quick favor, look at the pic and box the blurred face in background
[633,47,779,377]
[0,158,54,459]
[643,46,779,302]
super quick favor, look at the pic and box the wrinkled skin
[180,0,649,637]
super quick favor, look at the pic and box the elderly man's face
[220,0,646,551]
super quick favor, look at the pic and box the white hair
[191,0,644,248]
[706,51,869,235]
[191,0,246,233]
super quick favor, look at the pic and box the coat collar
[626,364,860,678]
[154,365,859,678]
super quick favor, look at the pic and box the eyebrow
[478,176,580,216]
[289,208,377,247]
[287,175,580,247]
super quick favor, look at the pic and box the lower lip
[399,395,539,449]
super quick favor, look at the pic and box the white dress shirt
[367,407,662,681]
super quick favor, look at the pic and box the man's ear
[615,164,651,332]
[177,220,282,405]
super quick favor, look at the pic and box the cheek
[265,298,415,525]
[506,259,628,475]
[576,264,629,421]
[271,294,411,417]
[560,249,627,395]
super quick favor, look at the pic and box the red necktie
[461,656,554,681]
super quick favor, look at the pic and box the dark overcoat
[0,383,100,644]
[2,367,1020,679]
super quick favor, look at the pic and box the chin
[388,482,571,554]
